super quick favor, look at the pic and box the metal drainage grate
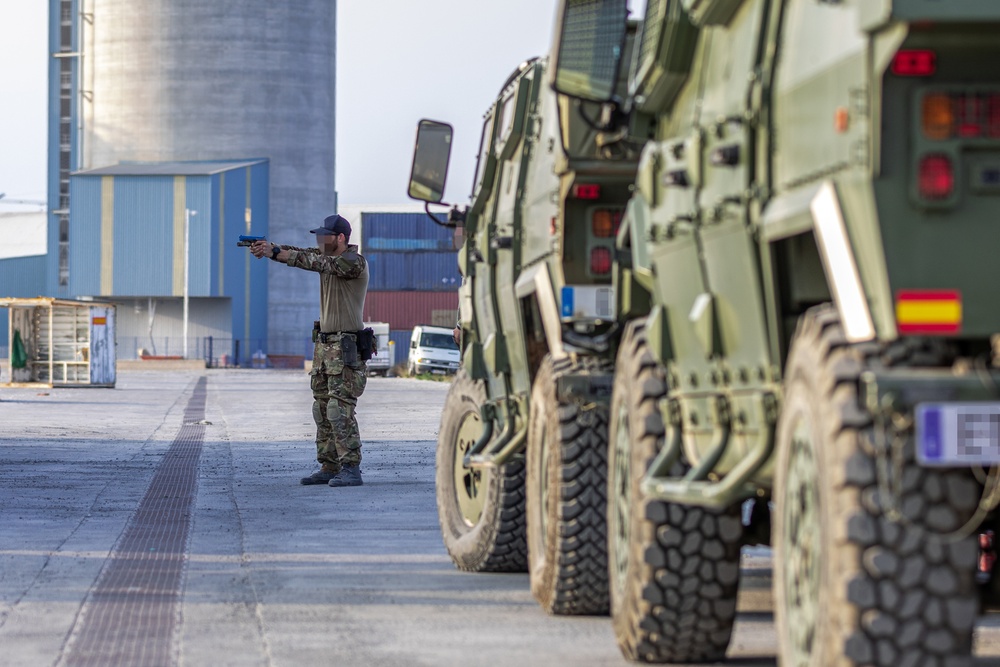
[62,377,208,666]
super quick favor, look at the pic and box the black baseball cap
[310,214,352,238]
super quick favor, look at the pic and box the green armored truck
[407,27,639,614]
[545,0,1000,664]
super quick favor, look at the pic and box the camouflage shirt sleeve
[286,245,367,279]
[279,244,316,255]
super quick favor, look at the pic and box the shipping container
[363,291,459,330]
[360,211,458,248]
[389,330,412,366]
[366,251,461,292]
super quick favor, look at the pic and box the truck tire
[436,370,527,572]
[608,321,743,663]
[774,305,980,666]
[526,355,611,615]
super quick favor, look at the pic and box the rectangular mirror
[408,120,454,203]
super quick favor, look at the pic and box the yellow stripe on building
[173,177,186,296]
[896,300,962,324]
[100,177,114,295]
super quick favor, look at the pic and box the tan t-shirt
[282,244,368,333]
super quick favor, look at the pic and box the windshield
[420,332,459,350]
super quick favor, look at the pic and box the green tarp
[11,329,27,369]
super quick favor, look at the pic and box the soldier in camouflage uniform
[251,214,369,487]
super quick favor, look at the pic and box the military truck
[407,29,640,614]
[418,0,1000,665]
[542,0,1000,664]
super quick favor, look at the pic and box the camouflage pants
[310,337,367,471]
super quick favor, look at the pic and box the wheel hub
[454,410,485,526]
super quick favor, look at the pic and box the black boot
[327,464,363,487]
[300,465,339,485]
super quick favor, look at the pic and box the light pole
[183,208,197,359]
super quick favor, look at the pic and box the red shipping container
[363,291,459,330]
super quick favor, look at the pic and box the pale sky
[0,1,571,209]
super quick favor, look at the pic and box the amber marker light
[592,210,615,237]
[922,94,954,140]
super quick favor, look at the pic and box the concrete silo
[80,0,337,354]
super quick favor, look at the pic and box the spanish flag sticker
[896,290,961,335]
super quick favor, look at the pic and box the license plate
[916,403,1000,466]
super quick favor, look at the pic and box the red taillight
[918,154,954,200]
[989,94,1000,138]
[573,184,601,200]
[892,50,936,77]
[955,95,984,138]
[590,247,612,275]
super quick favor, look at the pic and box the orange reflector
[590,247,612,275]
[896,290,962,335]
[834,107,849,133]
[592,210,615,238]
[922,94,954,140]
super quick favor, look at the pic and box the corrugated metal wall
[388,330,412,366]
[0,255,49,350]
[360,212,459,248]
[112,176,176,295]
[363,291,458,330]
[366,252,461,292]
[0,255,48,299]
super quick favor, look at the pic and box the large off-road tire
[436,371,527,572]
[774,305,981,666]
[607,321,743,662]
[526,355,611,615]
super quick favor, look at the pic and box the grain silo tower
[77,0,337,355]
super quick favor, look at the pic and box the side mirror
[408,120,454,204]
[549,0,629,103]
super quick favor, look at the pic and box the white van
[408,325,460,375]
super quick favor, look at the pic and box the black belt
[317,331,355,344]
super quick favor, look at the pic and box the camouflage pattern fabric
[310,336,367,471]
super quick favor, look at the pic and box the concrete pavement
[1,370,998,666]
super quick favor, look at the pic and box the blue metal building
[68,160,270,361]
